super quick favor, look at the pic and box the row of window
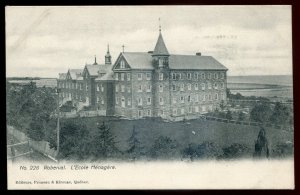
[61,92,105,105]
[116,82,225,93]
[115,72,225,81]
[116,93,225,107]
[136,105,214,118]
[171,72,224,80]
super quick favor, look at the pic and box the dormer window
[120,60,125,69]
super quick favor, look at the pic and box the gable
[82,67,90,79]
[112,54,131,70]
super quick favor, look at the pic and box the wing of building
[57,29,228,120]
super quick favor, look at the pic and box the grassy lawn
[62,116,293,154]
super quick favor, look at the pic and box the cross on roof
[122,45,125,53]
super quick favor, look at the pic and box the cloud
[5,6,292,77]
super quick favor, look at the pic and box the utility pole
[56,88,61,159]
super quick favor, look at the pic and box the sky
[6,6,292,77]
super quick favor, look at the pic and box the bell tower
[152,20,170,69]
[105,44,112,65]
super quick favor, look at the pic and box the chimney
[148,51,153,54]
[196,52,201,56]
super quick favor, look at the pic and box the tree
[182,141,222,160]
[238,111,246,121]
[54,118,90,159]
[269,102,291,125]
[149,136,179,160]
[250,104,272,123]
[253,127,269,158]
[91,122,119,160]
[127,125,144,160]
[222,143,250,159]
[225,110,233,120]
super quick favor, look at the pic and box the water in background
[227,75,292,86]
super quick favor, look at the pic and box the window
[189,107,192,113]
[201,83,205,90]
[215,93,218,100]
[159,97,164,105]
[195,106,199,113]
[187,73,192,80]
[203,94,206,101]
[138,98,143,106]
[160,110,164,116]
[195,83,198,90]
[138,85,142,92]
[147,109,151,116]
[80,95,82,101]
[128,87,131,93]
[146,85,152,92]
[97,84,100,91]
[209,94,212,101]
[172,85,176,91]
[101,99,104,105]
[116,85,119,92]
[187,95,191,102]
[208,82,212,89]
[220,73,224,79]
[116,97,119,105]
[138,110,142,117]
[173,108,177,115]
[208,73,212,79]
[101,84,104,92]
[121,97,125,108]
[172,73,176,80]
[115,73,119,80]
[159,73,163,80]
[194,73,199,80]
[121,73,125,81]
[147,97,151,105]
[178,73,182,80]
[159,85,163,92]
[187,83,192,90]
[202,106,206,112]
[214,73,218,79]
[221,82,224,89]
[97,97,100,103]
[127,73,131,81]
[214,83,218,89]
[195,94,199,102]
[180,96,184,103]
[128,98,131,106]
[80,83,83,90]
[181,108,185,115]
[76,94,78,100]
[86,84,88,91]
[120,60,125,69]
[201,73,205,79]
[180,84,184,91]
[138,73,142,80]
[173,97,177,104]
[121,85,125,92]
[146,73,151,80]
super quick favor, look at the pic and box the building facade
[57,29,228,119]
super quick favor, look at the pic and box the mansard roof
[152,32,169,56]
[119,52,228,70]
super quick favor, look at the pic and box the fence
[7,126,57,161]
[197,114,293,131]
[57,110,107,119]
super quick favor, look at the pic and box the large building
[57,28,228,119]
